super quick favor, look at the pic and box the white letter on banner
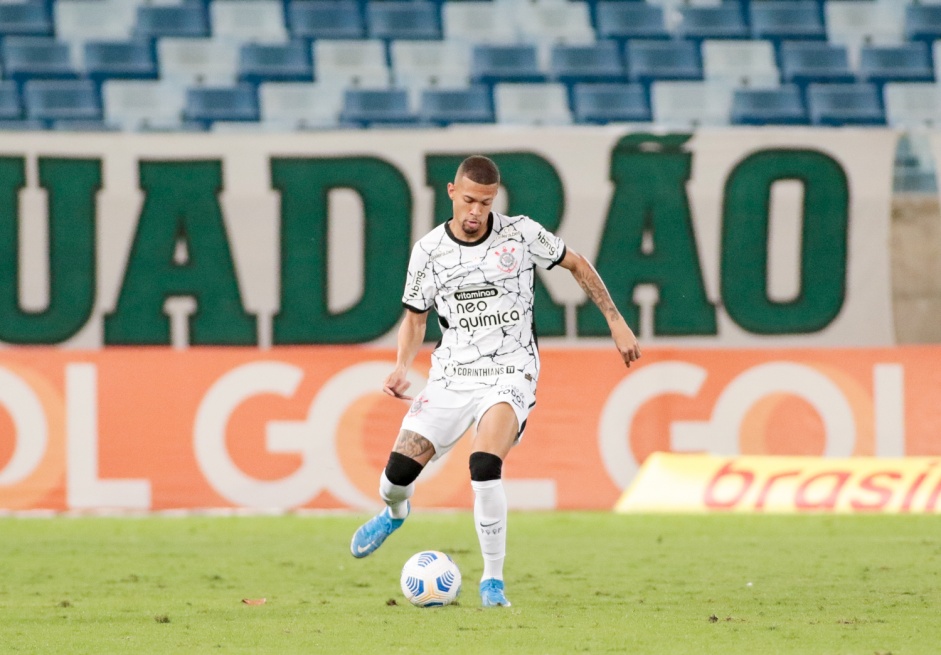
[599,362,708,489]
[0,367,47,485]
[194,362,321,509]
[66,364,152,509]
[672,362,856,457]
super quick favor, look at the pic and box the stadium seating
[626,40,702,89]
[339,88,416,126]
[419,85,494,125]
[825,1,905,69]
[494,82,571,125]
[904,5,941,52]
[0,81,23,121]
[884,83,941,129]
[652,80,734,127]
[675,6,749,45]
[750,1,826,53]
[102,79,187,130]
[859,44,934,90]
[572,83,650,124]
[238,42,313,86]
[515,2,596,50]
[158,38,239,87]
[184,84,260,128]
[470,44,545,86]
[366,2,441,42]
[806,83,885,126]
[390,39,471,93]
[287,1,364,43]
[258,81,345,129]
[133,5,209,41]
[0,1,53,37]
[313,39,390,88]
[702,40,779,88]
[24,78,101,126]
[84,41,157,85]
[730,85,808,125]
[3,37,77,87]
[779,41,855,95]
[211,1,287,45]
[549,42,625,94]
[595,3,669,44]
[441,2,516,46]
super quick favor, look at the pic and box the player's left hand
[611,318,641,368]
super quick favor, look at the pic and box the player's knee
[469,452,503,482]
[384,452,424,487]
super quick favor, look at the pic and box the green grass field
[0,512,939,654]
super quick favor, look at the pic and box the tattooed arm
[559,249,641,368]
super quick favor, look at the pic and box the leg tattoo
[393,429,436,463]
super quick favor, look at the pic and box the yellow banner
[616,453,941,514]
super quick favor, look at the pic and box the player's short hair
[456,155,500,186]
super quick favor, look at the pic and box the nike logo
[356,543,373,553]
[479,520,500,528]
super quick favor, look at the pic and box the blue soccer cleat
[350,503,408,558]
[480,578,511,607]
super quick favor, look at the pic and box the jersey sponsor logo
[457,309,522,332]
[406,270,426,299]
[536,230,557,257]
[454,288,498,301]
[494,246,518,273]
[444,364,516,377]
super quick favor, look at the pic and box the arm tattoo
[393,429,436,460]
[573,264,620,323]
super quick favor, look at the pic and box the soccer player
[350,155,640,607]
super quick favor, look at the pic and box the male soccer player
[350,155,640,607]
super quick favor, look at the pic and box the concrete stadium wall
[892,194,941,343]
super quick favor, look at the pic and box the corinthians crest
[494,246,518,273]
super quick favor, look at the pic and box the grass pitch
[0,512,939,654]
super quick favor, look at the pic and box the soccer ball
[400,551,462,607]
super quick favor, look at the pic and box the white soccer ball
[400,550,462,607]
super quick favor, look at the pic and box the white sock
[379,471,412,519]
[472,479,507,581]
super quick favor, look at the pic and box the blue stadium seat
[730,85,808,125]
[751,1,826,54]
[184,84,259,128]
[595,3,669,44]
[904,5,941,52]
[84,41,157,85]
[626,40,702,89]
[859,44,934,90]
[24,79,101,126]
[779,41,854,95]
[2,37,77,87]
[419,85,493,126]
[549,42,625,87]
[470,44,545,87]
[288,1,363,43]
[807,83,884,126]
[0,81,22,120]
[676,6,749,45]
[238,42,313,85]
[340,88,416,127]
[366,2,440,42]
[134,5,209,41]
[572,83,650,124]
[0,1,52,37]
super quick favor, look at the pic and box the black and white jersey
[402,212,566,390]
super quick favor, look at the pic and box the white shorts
[400,375,537,461]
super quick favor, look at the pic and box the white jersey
[402,211,566,391]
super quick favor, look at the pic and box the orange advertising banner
[0,346,940,512]
[616,453,941,513]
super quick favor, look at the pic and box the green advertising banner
[0,127,897,348]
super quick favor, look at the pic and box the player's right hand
[383,368,413,400]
